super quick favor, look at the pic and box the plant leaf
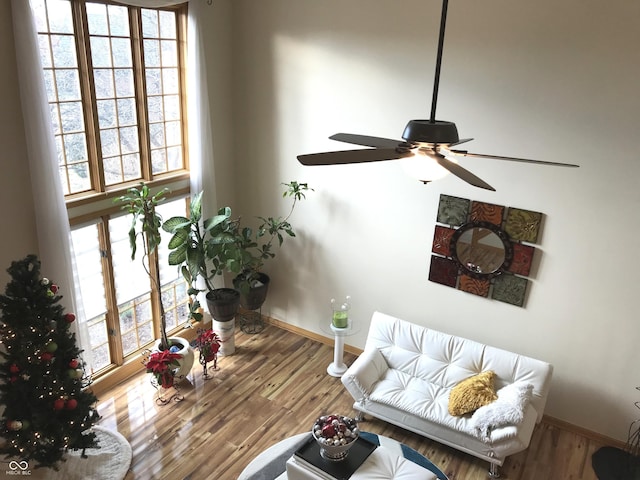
[190,191,203,222]
[203,211,231,231]
[162,216,191,233]
[128,223,137,260]
[168,245,187,265]
[168,229,189,249]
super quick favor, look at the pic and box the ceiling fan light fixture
[401,150,453,183]
[402,119,460,144]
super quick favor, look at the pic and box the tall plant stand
[239,307,264,334]
[322,321,358,378]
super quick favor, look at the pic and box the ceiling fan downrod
[430,0,449,123]
[402,0,459,145]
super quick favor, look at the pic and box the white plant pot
[212,318,235,356]
[153,337,195,381]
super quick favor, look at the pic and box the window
[34,0,191,378]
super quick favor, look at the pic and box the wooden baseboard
[542,415,626,449]
[262,314,363,356]
[263,314,627,449]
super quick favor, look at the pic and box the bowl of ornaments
[312,414,360,461]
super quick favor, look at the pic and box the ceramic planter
[152,336,195,381]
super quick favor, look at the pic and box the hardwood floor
[96,323,608,479]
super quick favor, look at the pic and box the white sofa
[341,312,553,477]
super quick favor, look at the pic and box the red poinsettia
[195,329,221,362]
[144,349,181,388]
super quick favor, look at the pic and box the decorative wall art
[429,194,543,307]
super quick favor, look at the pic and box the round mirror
[450,221,513,279]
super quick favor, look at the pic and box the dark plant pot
[205,288,240,322]
[235,272,270,310]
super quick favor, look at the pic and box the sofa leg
[488,462,501,478]
[355,411,365,422]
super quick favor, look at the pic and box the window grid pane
[118,295,154,356]
[70,223,112,372]
[88,5,142,186]
[36,0,91,195]
[87,314,111,372]
[142,9,184,175]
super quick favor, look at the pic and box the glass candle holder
[331,296,351,328]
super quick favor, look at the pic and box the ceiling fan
[297,0,579,191]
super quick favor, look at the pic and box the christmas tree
[0,255,100,468]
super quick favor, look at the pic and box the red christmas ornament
[6,420,22,431]
[50,284,59,294]
[53,398,65,411]
[41,352,53,363]
[9,364,20,374]
[68,359,79,369]
[65,399,78,410]
[321,424,336,438]
[64,313,76,323]
[9,376,18,383]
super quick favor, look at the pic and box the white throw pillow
[471,381,533,440]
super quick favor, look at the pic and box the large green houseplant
[161,191,240,323]
[224,181,312,309]
[115,183,194,376]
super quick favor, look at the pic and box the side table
[320,321,358,377]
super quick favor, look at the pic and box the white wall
[228,0,640,440]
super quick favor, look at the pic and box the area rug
[28,426,132,480]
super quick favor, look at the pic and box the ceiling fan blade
[450,150,580,168]
[449,138,473,147]
[329,133,403,149]
[431,153,496,191]
[297,148,412,166]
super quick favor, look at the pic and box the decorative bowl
[311,414,360,461]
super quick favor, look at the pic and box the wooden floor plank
[94,323,612,479]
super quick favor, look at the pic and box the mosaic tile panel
[491,274,528,307]
[437,195,470,226]
[508,243,535,276]
[432,225,456,256]
[458,275,490,297]
[431,193,544,308]
[504,208,543,243]
[470,201,504,226]
[428,256,458,288]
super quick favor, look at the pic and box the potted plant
[226,181,313,310]
[143,349,181,389]
[115,183,195,378]
[162,181,311,345]
[194,328,221,379]
[162,191,241,354]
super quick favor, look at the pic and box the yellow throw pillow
[448,370,498,416]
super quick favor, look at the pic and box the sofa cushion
[448,370,498,416]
